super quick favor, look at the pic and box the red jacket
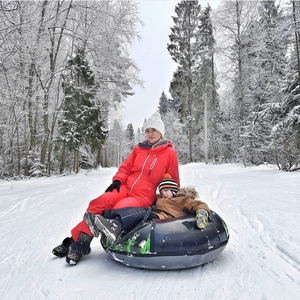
[113,140,180,205]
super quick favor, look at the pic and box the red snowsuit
[71,140,180,240]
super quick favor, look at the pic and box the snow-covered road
[0,164,299,300]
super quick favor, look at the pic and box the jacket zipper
[130,153,150,193]
[148,155,157,175]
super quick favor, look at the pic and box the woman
[84,174,210,244]
[52,112,180,265]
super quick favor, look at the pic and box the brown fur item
[176,187,199,199]
[156,187,199,199]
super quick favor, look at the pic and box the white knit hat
[143,112,165,137]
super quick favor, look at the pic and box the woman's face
[145,128,162,144]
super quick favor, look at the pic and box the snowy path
[0,164,299,300]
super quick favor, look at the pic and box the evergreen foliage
[158,91,169,115]
[58,49,107,173]
[124,123,136,158]
[168,0,202,162]
[168,1,220,163]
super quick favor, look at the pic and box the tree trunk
[211,51,216,163]
[60,143,66,174]
[234,0,245,158]
[204,90,208,164]
[13,107,21,176]
[40,92,50,169]
[188,7,193,163]
[293,1,300,90]
[28,62,36,149]
[236,1,244,133]
[74,148,79,173]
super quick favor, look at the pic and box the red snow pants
[71,184,152,241]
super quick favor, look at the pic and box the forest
[1,0,300,179]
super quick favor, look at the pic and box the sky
[1,163,299,299]
[123,0,221,130]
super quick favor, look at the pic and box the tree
[195,4,220,163]
[264,45,300,171]
[58,49,107,173]
[123,123,135,159]
[163,111,189,164]
[168,2,220,163]
[158,91,169,116]
[241,1,290,166]
[168,0,202,162]
[105,119,124,167]
[135,127,144,144]
[215,0,260,162]
[39,1,73,173]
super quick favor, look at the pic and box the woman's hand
[105,180,121,193]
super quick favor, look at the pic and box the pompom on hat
[158,173,179,196]
[143,112,165,137]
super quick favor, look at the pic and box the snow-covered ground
[0,163,299,300]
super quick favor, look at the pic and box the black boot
[52,237,74,257]
[66,232,93,265]
[94,214,122,244]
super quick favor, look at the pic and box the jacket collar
[138,138,168,149]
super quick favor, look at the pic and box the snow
[1,163,300,300]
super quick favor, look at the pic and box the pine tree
[58,49,106,173]
[158,91,169,116]
[167,0,202,162]
[124,123,135,158]
[194,4,220,163]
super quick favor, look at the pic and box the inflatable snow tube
[100,210,229,270]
